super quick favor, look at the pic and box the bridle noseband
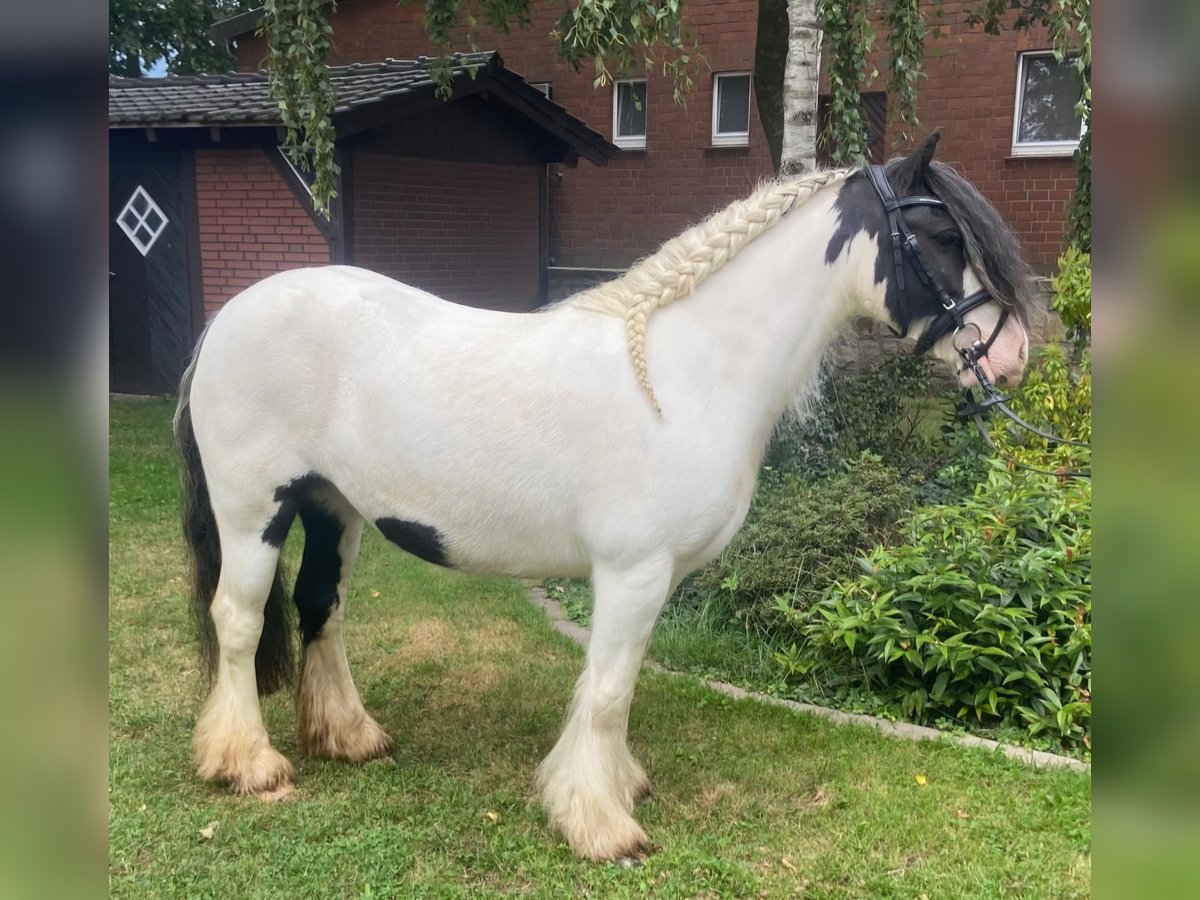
[864,164,1007,361]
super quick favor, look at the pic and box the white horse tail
[174,323,297,695]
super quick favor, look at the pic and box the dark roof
[109,53,615,164]
[210,5,272,43]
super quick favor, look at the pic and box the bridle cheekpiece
[864,164,1007,362]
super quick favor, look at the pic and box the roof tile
[109,53,496,127]
[109,53,615,165]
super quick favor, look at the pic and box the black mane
[918,160,1036,324]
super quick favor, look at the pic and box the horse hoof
[573,818,652,863]
[299,714,393,762]
[226,747,297,797]
[256,782,297,802]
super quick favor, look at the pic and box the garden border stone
[527,586,1088,773]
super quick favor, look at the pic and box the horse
[173,132,1033,862]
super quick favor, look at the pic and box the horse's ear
[893,130,942,191]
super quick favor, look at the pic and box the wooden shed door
[110,147,197,394]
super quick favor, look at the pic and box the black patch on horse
[376,517,451,568]
[293,503,345,644]
[824,136,1034,337]
[824,166,962,333]
[824,168,892,301]
[262,472,330,547]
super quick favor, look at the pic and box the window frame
[1011,50,1086,158]
[711,72,752,147]
[278,147,315,198]
[116,185,169,257]
[612,78,648,150]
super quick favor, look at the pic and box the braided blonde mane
[570,168,851,413]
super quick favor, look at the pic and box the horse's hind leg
[194,526,296,797]
[537,557,675,861]
[294,491,393,761]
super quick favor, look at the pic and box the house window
[531,82,553,99]
[116,185,169,256]
[1012,51,1085,157]
[712,73,751,146]
[613,79,647,149]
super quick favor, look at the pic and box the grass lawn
[110,398,1090,898]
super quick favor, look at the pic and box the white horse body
[178,145,1031,862]
[191,188,859,581]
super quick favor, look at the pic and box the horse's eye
[936,231,962,248]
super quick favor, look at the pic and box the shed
[109,52,615,394]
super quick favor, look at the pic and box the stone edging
[527,586,1089,774]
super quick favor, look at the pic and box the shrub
[790,462,1091,750]
[766,354,949,478]
[987,252,1091,478]
[1051,248,1091,359]
[691,453,915,628]
[821,354,945,472]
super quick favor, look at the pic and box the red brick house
[108,54,613,393]
[217,0,1083,298]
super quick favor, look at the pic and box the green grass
[110,398,1090,898]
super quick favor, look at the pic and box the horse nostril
[997,374,1009,386]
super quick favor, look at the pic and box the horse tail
[174,323,296,696]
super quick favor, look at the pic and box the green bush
[822,354,946,471]
[766,354,952,477]
[691,453,915,628]
[789,462,1091,750]
[1051,248,1091,359]
[989,251,1091,478]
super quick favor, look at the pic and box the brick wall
[854,1,1078,271]
[194,148,329,315]
[234,0,1077,274]
[352,151,541,311]
[236,0,776,271]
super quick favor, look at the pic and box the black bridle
[864,164,1007,360]
[864,164,1090,478]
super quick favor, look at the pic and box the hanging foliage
[262,0,696,216]
[884,0,926,147]
[261,0,339,217]
[817,0,873,166]
[262,0,1091,246]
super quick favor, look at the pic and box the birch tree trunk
[781,0,823,174]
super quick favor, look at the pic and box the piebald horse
[175,133,1032,861]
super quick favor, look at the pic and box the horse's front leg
[537,557,675,861]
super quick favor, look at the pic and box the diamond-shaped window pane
[116,186,169,256]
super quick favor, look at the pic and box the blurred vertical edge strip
[1097,1,1200,898]
[0,2,108,898]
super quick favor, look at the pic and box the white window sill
[710,135,750,148]
[613,137,647,151]
[1010,142,1079,159]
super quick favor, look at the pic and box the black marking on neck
[376,517,452,568]
[262,472,331,547]
[824,170,897,315]
[824,167,967,337]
